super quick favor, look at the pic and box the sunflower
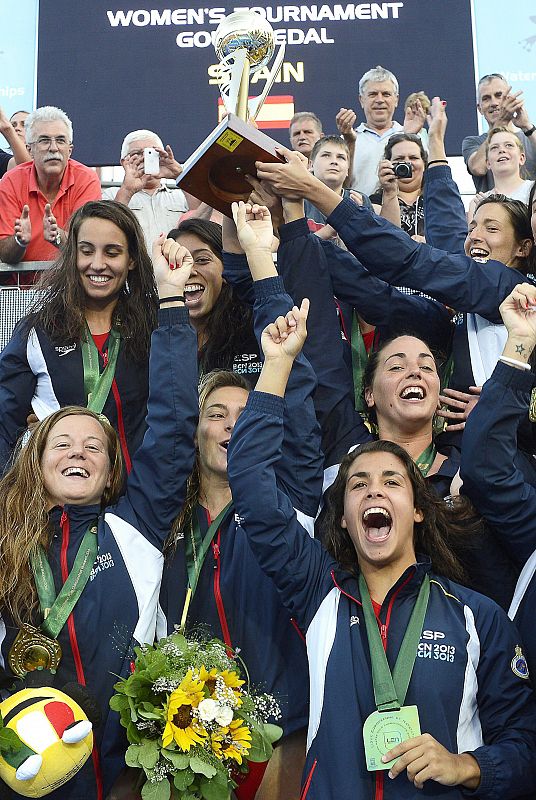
[210,719,252,764]
[200,666,245,707]
[162,670,207,750]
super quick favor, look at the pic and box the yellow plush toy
[0,687,93,797]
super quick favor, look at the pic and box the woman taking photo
[227,307,536,800]
[370,133,428,240]
[0,200,159,473]
[0,239,198,799]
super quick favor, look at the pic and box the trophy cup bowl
[176,10,286,216]
[214,11,275,71]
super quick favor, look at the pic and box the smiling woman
[0,200,159,473]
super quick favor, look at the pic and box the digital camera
[393,162,413,179]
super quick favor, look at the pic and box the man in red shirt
[0,106,101,273]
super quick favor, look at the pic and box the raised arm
[461,283,536,568]
[227,302,336,631]
[118,238,198,547]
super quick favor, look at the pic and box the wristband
[523,125,536,138]
[427,159,449,167]
[499,355,531,371]
[158,295,185,305]
[14,235,28,249]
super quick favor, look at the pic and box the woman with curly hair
[0,199,158,472]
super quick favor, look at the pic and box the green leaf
[109,694,130,713]
[123,673,153,698]
[162,749,190,770]
[0,727,22,753]
[189,755,217,778]
[264,724,283,744]
[138,739,160,770]
[200,777,231,800]
[127,720,142,744]
[125,744,141,767]
[141,778,171,800]
[247,730,273,763]
[173,767,195,790]
[168,633,188,651]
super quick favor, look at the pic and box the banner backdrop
[37,1,477,166]
[0,0,39,149]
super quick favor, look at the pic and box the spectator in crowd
[0,241,198,800]
[0,106,30,176]
[102,129,197,248]
[0,201,159,473]
[462,73,536,193]
[461,279,536,674]
[227,301,536,800]
[0,106,101,276]
[338,65,427,195]
[160,202,323,800]
[167,217,260,382]
[288,111,323,161]
[468,128,535,219]
[370,133,428,239]
[404,91,430,149]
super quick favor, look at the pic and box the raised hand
[261,299,309,362]
[245,175,284,229]
[255,146,312,199]
[122,152,145,194]
[378,159,397,196]
[151,234,193,298]
[404,99,427,134]
[158,145,183,180]
[427,97,448,141]
[14,205,31,246]
[383,733,480,790]
[336,108,357,140]
[499,282,536,352]
[232,201,274,253]
[43,203,62,246]
[437,386,482,431]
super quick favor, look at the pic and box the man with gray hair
[462,73,536,192]
[338,65,426,195]
[0,105,101,274]
[103,129,195,246]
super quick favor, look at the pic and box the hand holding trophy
[177,10,286,215]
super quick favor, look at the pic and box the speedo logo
[55,344,77,357]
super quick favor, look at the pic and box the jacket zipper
[60,510,104,800]
[300,758,318,799]
[211,528,233,655]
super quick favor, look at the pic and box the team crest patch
[511,645,529,679]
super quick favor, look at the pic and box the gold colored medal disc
[8,623,62,678]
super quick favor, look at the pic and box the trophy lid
[214,10,275,72]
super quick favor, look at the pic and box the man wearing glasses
[462,73,536,193]
[0,106,100,274]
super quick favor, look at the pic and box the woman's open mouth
[362,507,392,543]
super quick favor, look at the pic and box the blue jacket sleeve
[222,251,255,306]
[228,390,338,631]
[460,361,536,568]
[0,320,38,472]
[327,197,531,324]
[252,275,323,520]
[423,165,467,254]
[469,598,536,799]
[277,218,371,472]
[116,306,198,549]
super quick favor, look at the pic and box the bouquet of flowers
[110,632,283,800]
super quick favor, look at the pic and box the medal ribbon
[415,441,436,477]
[351,311,368,413]
[185,502,233,597]
[30,522,98,640]
[359,573,430,712]
[81,325,121,413]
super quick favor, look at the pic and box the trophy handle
[218,48,249,117]
[248,42,286,121]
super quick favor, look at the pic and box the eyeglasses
[28,136,71,149]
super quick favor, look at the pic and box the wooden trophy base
[176,114,283,216]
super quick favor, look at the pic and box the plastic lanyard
[415,442,437,477]
[81,325,121,413]
[185,502,233,597]
[359,573,430,711]
[30,522,98,639]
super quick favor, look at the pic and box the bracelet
[427,159,449,167]
[499,355,531,371]
[523,125,536,138]
[158,295,185,305]
[14,234,28,248]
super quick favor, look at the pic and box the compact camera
[393,162,413,179]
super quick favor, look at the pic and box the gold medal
[8,623,62,678]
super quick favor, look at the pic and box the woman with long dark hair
[0,200,158,472]
[227,308,536,800]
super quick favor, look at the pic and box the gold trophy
[177,10,286,215]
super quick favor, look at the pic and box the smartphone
[143,147,160,175]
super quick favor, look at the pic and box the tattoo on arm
[516,343,526,356]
